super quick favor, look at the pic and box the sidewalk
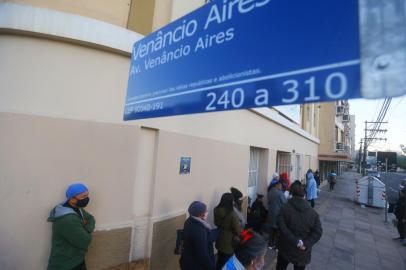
[266,171,406,270]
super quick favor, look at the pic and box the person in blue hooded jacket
[306,170,318,208]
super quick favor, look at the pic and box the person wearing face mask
[180,201,215,270]
[222,230,268,270]
[47,183,95,270]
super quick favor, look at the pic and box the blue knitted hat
[66,183,88,200]
[188,201,207,217]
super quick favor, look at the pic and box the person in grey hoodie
[267,179,287,249]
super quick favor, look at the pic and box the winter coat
[327,172,337,183]
[180,217,215,270]
[247,199,268,231]
[306,172,318,200]
[314,174,321,187]
[394,194,405,220]
[214,207,242,255]
[267,187,287,228]
[280,172,291,191]
[47,204,95,270]
[278,197,322,266]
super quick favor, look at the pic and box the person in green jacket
[47,183,95,270]
[214,193,242,270]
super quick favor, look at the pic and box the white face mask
[252,257,265,270]
[400,184,404,190]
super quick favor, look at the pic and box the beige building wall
[170,0,205,21]
[0,112,139,270]
[2,0,132,27]
[0,3,320,269]
[318,102,336,154]
[301,103,320,138]
[127,0,156,35]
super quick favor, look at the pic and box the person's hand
[297,240,306,251]
[83,219,88,226]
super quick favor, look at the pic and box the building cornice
[0,3,143,55]
[251,108,320,144]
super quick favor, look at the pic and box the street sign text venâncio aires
[124,0,360,120]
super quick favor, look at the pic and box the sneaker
[268,245,277,250]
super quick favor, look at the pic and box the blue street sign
[124,0,360,120]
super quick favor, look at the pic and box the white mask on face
[252,257,265,270]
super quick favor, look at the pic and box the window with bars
[277,151,291,178]
[248,148,260,188]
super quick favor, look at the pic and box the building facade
[318,100,353,180]
[349,114,356,160]
[0,1,320,269]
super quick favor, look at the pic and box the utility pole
[362,121,367,175]
[358,139,363,173]
[361,121,388,176]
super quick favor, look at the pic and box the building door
[305,155,311,170]
[277,151,291,179]
[295,154,302,181]
[248,147,260,205]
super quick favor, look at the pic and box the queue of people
[48,173,323,270]
[177,171,323,270]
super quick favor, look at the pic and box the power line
[367,98,391,147]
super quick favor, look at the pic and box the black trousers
[269,227,279,246]
[397,219,405,239]
[70,261,87,270]
[276,253,305,270]
[308,199,315,208]
[329,182,335,191]
[216,251,232,270]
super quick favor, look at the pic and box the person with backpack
[180,201,215,270]
[276,181,323,270]
[214,193,243,270]
[327,170,337,192]
[222,230,268,270]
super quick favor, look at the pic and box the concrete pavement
[267,171,405,270]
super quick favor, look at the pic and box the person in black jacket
[314,170,321,188]
[276,181,323,270]
[393,187,406,246]
[247,194,268,233]
[180,201,215,270]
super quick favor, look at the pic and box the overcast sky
[349,95,406,152]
